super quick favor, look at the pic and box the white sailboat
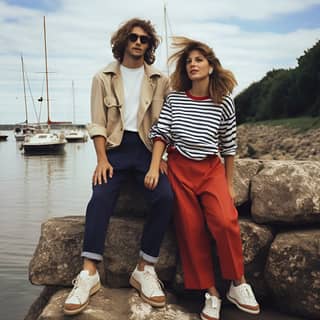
[65,80,87,142]
[23,16,67,154]
[14,55,38,141]
[65,129,87,142]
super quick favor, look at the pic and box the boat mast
[72,80,75,124]
[20,54,28,125]
[43,16,50,128]
[163,2,169,76]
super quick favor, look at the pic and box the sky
[0,0,320,125]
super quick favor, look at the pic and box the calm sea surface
[0,130,95,320]
[0,130,306,320]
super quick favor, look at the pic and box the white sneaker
[200,293,221,320]
[226,282,260,314]
[63,270,101,315]
[129,265,166,307]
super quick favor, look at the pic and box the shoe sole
[226,293,260,314]
[129,276,165,307]
[200,312,219,320]
[63,281,101,315]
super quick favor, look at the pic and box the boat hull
[0,135,8,141]
[23,142,66,154]
[65,136,86,142]
[15,134,26,141]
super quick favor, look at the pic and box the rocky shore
[237,124,320,161]
[25,158,320,320]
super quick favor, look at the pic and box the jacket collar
[102,61,161,78]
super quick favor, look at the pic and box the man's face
[124,26,150,60]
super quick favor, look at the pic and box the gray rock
[104,218,177,287]
[36,287,199,320]
[251,161,320,224]
[265,230,320,319]
[233,159,262,207]
[24,286,60,320]
[129,291,200,320]
[29,216,176,287]
[239,219,274,298]
[236,124,320,161]
[37,287,131,319]
[29,216,85,286]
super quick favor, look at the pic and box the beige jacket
[87,61,170,151]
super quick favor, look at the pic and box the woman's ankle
[207,286,220,298]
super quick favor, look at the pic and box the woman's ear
[209,67,213,75]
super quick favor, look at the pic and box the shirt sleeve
[149,96,172,144]
[218,95,237,156]
[86,74,108,139]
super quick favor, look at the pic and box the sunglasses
[128,33,150,44]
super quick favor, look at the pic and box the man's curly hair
[111,18,160,65]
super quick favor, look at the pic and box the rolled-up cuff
[221,150,236,156]
[153,137,167,144]
[81,251,103,262]
[139,250,158,264]
[86,123,107,139]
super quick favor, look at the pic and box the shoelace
[206,294,219,309]
[143,271,164,295]
[239,284,255,303]
[210,299,218,309]
[68,276,87,303]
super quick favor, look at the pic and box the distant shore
[0,123,87,130]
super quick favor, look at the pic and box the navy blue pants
[82,131,173,263]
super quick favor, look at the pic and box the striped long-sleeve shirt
[149,91,237,160]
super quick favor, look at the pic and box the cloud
[0,0,320,123]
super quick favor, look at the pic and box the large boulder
[265,229,320,319]
[104,218,177,287]
[233,159,262,207]
[239,219,274,297]
[35,287,199,320]
[29,216,85,286]
[251,161,320,224]
[29,216,177,287]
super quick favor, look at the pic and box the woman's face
[186,49,211,82]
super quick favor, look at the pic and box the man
[63,18,173,315]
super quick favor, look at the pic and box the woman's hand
[144,167,160,190]
[92,159,113,185]
[159,159,168,175]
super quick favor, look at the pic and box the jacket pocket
[103,96,122,134]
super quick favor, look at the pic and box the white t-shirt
[120,65,144,132]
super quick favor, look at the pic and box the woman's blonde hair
[169,37,237,104]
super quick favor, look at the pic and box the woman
[144,37,260,320]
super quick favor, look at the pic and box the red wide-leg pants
[167,150,244,289]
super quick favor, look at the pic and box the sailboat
[65,80,87,142]
[14,55,38,141]
[22,16,67,154]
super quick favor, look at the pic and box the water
[0,130,95,320]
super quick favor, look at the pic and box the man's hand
[92,159,113,185]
